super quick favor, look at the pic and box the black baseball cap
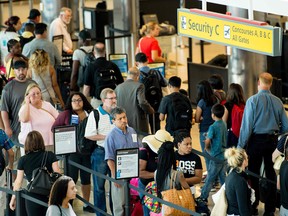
[28,9,41,19]
[135,52,148,63]
[79,30,91,41]
[13,60,28,69]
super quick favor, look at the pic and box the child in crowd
[197,104,227,203]
[19,23,35,48]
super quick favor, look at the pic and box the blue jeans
[138,179,150,216]
[91,147,110,216]
[199,132,210,170]
[200,160,226,199]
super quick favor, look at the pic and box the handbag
[27,151,60,196]
[273,134,288,175]
[211,184,228,216]
[161,171,195,216]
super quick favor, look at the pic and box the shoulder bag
[274,133,288,175]
[27,151,61,196]
[161,170,195,216]
[211,184,228,216]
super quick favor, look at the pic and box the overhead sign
[178,9,282,56]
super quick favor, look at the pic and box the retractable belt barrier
[0,130,277,216]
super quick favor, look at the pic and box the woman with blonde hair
[18,83,58,154]
[225,147,253,215]
[135,22,166,63]
[28,49,65,109]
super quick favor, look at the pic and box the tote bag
[161,171,195,216]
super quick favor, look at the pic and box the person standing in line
[49,7,73,54]
[70,30,93,92]
[139,129,173,216]
[135,22,166,63]
[1,60,35,167]
[9,131,61,216]
[18,83,59,154]
[196,104,227,204]
[135,52,167,132]
[46,176,77,216]
[208,74,226,103]
[195,80,218,173]
[22,23,61,68]
[27,49,65,109]
[52,92,94,213]
[0,16,21,66]
[19,8,41,35]
[225,147,253,216]
[104,107,140,216]
[277,144,288,216]
[174,130,203,194]
[158,76,193,136]
[84,88,117,215]
[115,67,154,135]
[223,83,246,147]
[83,42,123,108]
[238,72,288,216]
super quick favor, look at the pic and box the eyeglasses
[71,99,83,103]
[105,97,117,100]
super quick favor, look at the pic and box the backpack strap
[93,109,99,130]
[57,205,62,216]
[79,48,87,54]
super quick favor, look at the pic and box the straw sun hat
[142,130,173,154]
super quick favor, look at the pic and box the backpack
[143,181,162,213]
[94,67,118,100]
[171,93,193,132]
[140,70,163,110]
[78,48,96,87]
[76,109,99,155]
[0,147,5,176]
[231,104,245,138]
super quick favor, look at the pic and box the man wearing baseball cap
[1,59,35,169]
[19,9,41,35]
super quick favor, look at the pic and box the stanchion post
[63,155,69,176]
[15,190,22,216]
[124,179,130,216]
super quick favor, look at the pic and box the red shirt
[137,36,162,63]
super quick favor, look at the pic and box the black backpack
[94,66,118,100]
[78,48,96,87]
[171,93,193,132]
[140,69,163,110]
[0,147,5,176]
[76,109,99,155]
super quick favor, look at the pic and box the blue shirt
[0,129,14,150]
[104,126,140,161]
[238,90,288,148]
[207,119,227,160]
[197,99,214,132]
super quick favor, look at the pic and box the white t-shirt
[45,203,76,216]
[72,45,93,66]
[0,31,19,65]
[84,106,114,147]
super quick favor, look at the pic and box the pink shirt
[18,101,59,146]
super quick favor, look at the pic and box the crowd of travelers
[0,6,288,216]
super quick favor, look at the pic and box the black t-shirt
[280,160,288,209]
[175,151,202,180]
[139,147,158,186]
[18,151,58,182]
[158,93,175,135]
[83,57,124,97]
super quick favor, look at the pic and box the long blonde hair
[29,49,50,75]
[139,22,158,36]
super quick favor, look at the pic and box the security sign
[178,8,282,56]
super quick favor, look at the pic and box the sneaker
[83,206,95,213]
[210,187,217,192]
